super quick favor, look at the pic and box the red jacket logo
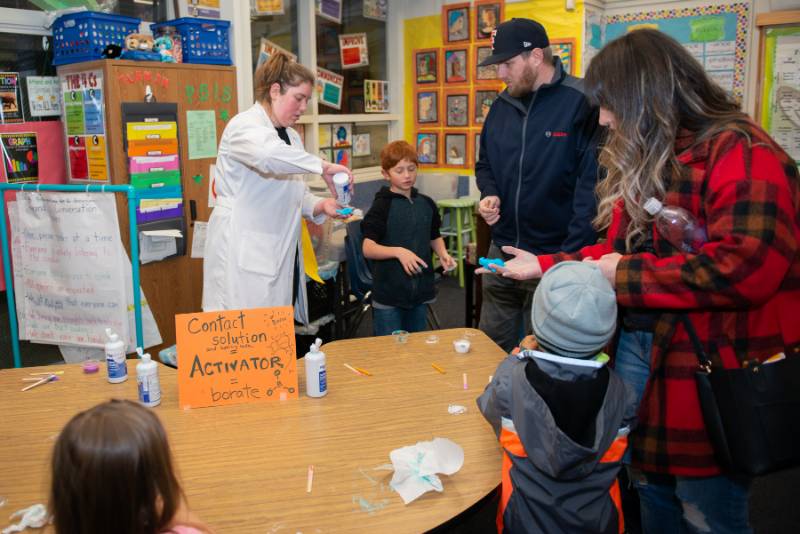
[545,131,568,138]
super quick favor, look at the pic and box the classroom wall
[402,0,586,173]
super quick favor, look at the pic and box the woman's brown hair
[50,399,184,534]
[584,29,748,251]
[254,51,315,104]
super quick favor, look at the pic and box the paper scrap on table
[1,504,49,534]
[448,405,467,415]
[389,437,464,504]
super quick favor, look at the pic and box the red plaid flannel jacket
[539,120,800,476]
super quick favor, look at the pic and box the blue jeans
[614,328,654,463]
[372,304,428,336]
[631,470,752,534]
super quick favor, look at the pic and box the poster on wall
[331,123,352,147]
[353,133,370,156]
[26,76,61,117]
[363,0,387,21]
[364,79,388,112]
[316,67,344,110]
[604,3,750,102]
[316,0,342,24]
[442,3,470,44]
[474,1,503,41]
[340,33,369,69]
[257,38,296,69]
[253,0,284,15]
[0,72,22,124]
[550,39,575,75]
[416,132,439,165]
[583,6,604,76]
[60,70,109,182]
[186,0,220,18]
[0,132,38,184]
[761,29,800,164]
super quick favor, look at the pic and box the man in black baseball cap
[474,17,602,353]
[479,18,550,66]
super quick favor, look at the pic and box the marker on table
[306,465,314,493]
[462,373,468,390]
[431,363,446,374]
[344,363,363,376]
[353,366,372,377]
[21,374,58,392]
[29,371,64,376]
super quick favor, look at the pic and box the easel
[0,183,144,368]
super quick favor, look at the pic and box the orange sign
[175,307,298,409]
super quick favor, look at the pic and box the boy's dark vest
[372,194,436,309]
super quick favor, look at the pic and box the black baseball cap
[478,18,550,66]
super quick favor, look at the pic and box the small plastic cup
[425,335,439,344]
[392,330,409,344]
[453,339,471,354]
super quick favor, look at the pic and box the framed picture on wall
[472,87,501,127]
[444,47,469,84]
[474,0,503,41]
[444,131,470,168]
[334,147,352,167]
[414,88,440,127]
[319,148,333,162]
[445,90,469,128]
[416,131,440,166]
[414,48,440,84]
[442,3,470,44]
[551,38,576,75]
[474,44,499,82]
[473,131,481,164]
[331,123,352,147]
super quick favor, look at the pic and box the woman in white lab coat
[203,52,352,322]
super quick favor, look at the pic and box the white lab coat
[202,103,326,323]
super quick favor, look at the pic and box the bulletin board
[605,3,750,103]
[756,11,800,166]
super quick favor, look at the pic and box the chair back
[344,220,372,301]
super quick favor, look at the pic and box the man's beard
[506,63,537,98]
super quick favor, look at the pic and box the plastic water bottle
[305,338,327,398]
[332,172,351,206]
[643,197,708,253]
[105,328,127,384]
[136,348,161,407]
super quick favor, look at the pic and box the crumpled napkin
[2,504,49,534]
[389,437,464,504]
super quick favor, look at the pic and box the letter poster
[0,72,22,124]
[0,132,38,183]
[176,307,299,409]
[339,33,369,69]
[59,70,109,182]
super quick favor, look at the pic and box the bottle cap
[332,172,349,184]
[136,347,151,362]
[643,197,663,216]
[105,328,119,342]
[310,338,323,353]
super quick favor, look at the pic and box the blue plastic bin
[151,17,231,65]
[52,11,141,66]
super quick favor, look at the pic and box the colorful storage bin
[53,11,141,66]
[151,17,231,65]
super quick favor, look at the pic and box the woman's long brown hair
[584,29,748,251]
[50,399,184,534]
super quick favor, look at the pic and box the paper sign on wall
[26,76,61,117]
[339,33,369,69]
[176,306,299,408]
[316,67,343,110]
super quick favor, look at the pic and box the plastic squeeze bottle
[105,328,127,384]
[332,172,352,206]
[305,338,328,398]
[643,197,707,253]
[136,348,161,407]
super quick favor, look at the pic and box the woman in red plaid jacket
[479,29,800,533]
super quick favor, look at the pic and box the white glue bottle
[305,338,328,398]
[136,348,161,407]
[105,328,127,384]
[332,172,351,206]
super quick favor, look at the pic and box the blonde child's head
[50,399,185,534]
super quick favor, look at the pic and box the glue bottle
[305,338,327,398]
[105,328,127,384]
[136,348,161,407]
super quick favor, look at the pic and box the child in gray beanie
[477,261,637,534]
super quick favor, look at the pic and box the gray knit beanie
[531,261,617,359]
